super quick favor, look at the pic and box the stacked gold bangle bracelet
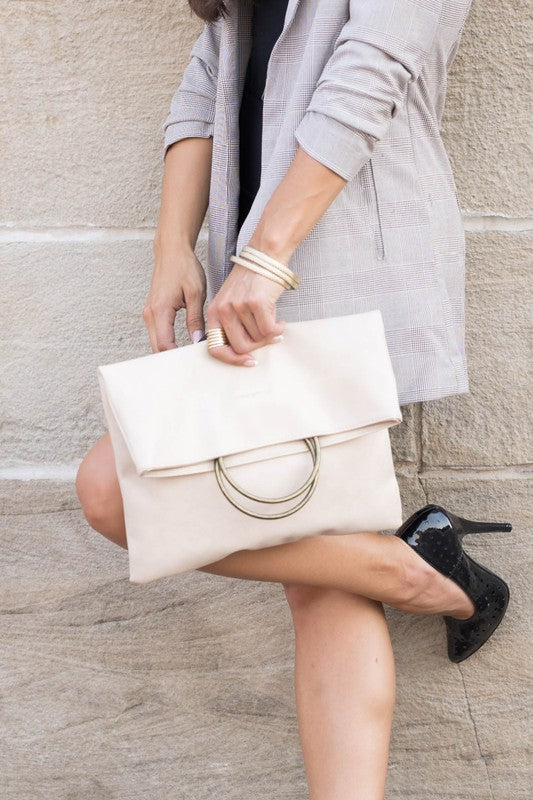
[230,244,300,290]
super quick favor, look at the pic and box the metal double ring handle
[214,437,321,519]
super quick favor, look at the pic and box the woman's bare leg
[75,432,474,619]
[75,432,471,798]
[201,529,474,617]
[284,585,395,800]
[75,432,127,549]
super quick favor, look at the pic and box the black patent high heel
[395,503,512,663]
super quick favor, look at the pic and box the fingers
[206,309,260,367]
[142,244,207,351]
[219,304,260,353]
[141,304,159,353]
[184,285,205,344]
[142,303,178,352]
[236,307,263,343]
[208,343,259,367]
[206,301,285,366]
[220,295,284,351]
[251,301,285,340]
[153,304,178,351]
[142,282,206,353]
[238,303,285,343]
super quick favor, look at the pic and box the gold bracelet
[241,244,300,288]
[241,246,300,288]
[237,249,299,289]
[229,255,292,290]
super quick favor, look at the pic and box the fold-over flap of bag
[97,310,402,477]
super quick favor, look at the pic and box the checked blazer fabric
[163,0,474,406]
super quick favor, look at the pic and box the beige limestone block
[0,0,202,227]
[1,484,527,800]
[0,239,205,463]
[389,401,419,468]
[421,233,532,468]
[442,0,531,216]
[2,0,529,227]
[418,475,532,799]
[0,498,307,799]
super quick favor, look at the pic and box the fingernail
[272,335,284,343]
[191,329,204,344]
[244,358,258,367]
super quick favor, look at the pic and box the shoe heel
[447,510,512,536]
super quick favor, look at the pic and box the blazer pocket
[368,159,385,261]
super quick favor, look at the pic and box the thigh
[77,431,119,489]
[76,431,126,545]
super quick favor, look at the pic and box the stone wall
[1,1,530,798]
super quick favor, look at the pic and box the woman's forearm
[156,138,346,261]
[247,146,348,264]
[204,145,349,367]
[143,137,213,351]
[155,137,213,252]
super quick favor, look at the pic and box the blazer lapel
[218,0,305,282]
[234,0,303,90]
[262,0,304,101]
[282,0,303,37]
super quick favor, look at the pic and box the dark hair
[188,0,256,23]
[187,1,229,22]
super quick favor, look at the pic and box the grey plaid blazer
[163,0,473,406]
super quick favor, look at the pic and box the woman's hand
[203,146,347,366]
[142,239,207,352]
[205,262,286,366]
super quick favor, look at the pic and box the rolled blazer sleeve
[294,0,443,181]
[162,19,221,159]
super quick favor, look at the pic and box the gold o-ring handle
[213,437,321,519]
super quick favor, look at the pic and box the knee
[282,583,345,621]
[283,582,319,611]
[75,456,116,533]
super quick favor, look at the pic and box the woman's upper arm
[162,18,222,159]
[294,0,471,181]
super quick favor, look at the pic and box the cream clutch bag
[97,310,403,584]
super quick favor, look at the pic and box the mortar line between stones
[0,215,531,242]
[463,215,533,232]
[457,664,496,800]
[415,402,429,503]
[0,463,531,482]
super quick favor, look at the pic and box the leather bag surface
[97,310,404,583]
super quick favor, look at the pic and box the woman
[76,1,512,797]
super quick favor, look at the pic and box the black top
[237,0,290,230]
